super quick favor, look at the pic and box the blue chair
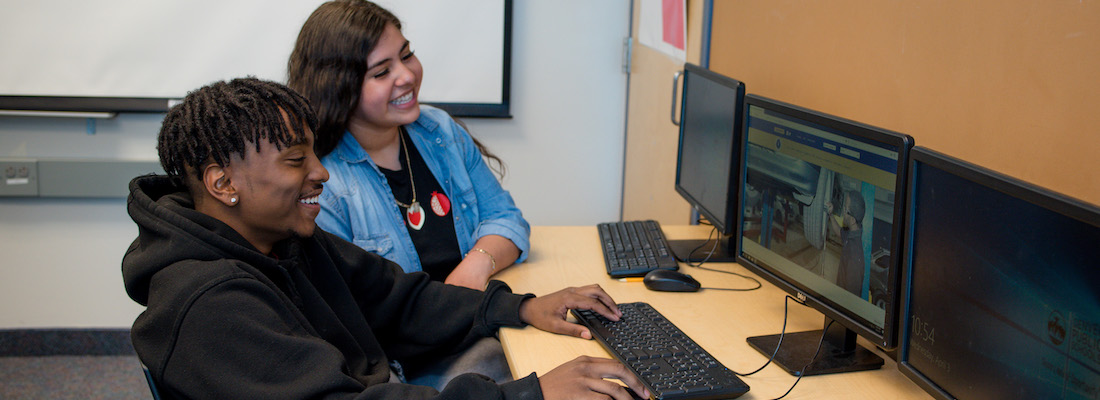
[140,363,163,400]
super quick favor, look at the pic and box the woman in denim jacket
[288,0,529,290]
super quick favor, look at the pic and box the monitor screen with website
[671,63,745,262]
[898,146,1100,399]
[736,94,912,375]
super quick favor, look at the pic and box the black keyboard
[599,220,679,278]
[572,302,750,400]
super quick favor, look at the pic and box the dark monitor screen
[736,94,912,375]
[898,147,1100,399]
[671,63,745,261]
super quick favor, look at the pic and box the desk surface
[496,225,931,400]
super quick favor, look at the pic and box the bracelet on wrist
[468,247,497,273]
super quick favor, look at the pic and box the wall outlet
[0,159,38,196]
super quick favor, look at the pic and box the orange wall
[711,0,1100,205]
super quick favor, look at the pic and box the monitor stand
[746,317,883,376]
[668,234,737,263]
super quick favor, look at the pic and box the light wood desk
[496,225,931,400]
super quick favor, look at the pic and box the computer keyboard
[572,302,750,400]
[599,220,679,278]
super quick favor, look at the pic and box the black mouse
[643,269,701,292]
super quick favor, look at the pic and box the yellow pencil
[617,277,644,283]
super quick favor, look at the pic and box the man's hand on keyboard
[519,284,622,339]
[538,355,649,400]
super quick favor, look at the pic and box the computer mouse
[643,269,701,292]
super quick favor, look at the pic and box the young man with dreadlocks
[122,77,647,400]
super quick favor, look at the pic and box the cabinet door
[621,0,704,223]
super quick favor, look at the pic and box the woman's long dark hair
[287,0,504,177]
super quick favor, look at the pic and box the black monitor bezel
[735,94,913,350]
[896,146,1100,400]
[673,63,746,236]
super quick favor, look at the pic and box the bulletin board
[709,0,1100,205]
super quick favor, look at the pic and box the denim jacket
[316,105,530,273]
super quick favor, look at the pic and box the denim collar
[331,107,443,165]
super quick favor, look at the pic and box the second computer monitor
[898,147,1100,399]
[671,63,745,262]
[736,94,912,375]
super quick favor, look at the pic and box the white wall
[0,1,629,329]
[468,1,628,225]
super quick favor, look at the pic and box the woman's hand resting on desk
[518,284,621,339]
[444,258,494,290]
[447,235,521,290]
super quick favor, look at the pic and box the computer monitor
[735,94,913,375]
[898,147,1100,399]
[671,63,745,262]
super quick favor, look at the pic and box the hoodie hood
[122,174,276,306]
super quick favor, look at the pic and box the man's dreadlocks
[157,77,318,189]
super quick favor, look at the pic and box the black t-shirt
[379,130,463,281]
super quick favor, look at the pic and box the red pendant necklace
[393,130,424,230]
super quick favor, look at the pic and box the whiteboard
[0,0,510,117]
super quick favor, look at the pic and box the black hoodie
[122,175,542,400]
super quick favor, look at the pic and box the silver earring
[230,197,237,204]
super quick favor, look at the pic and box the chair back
[140,363,163,400]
